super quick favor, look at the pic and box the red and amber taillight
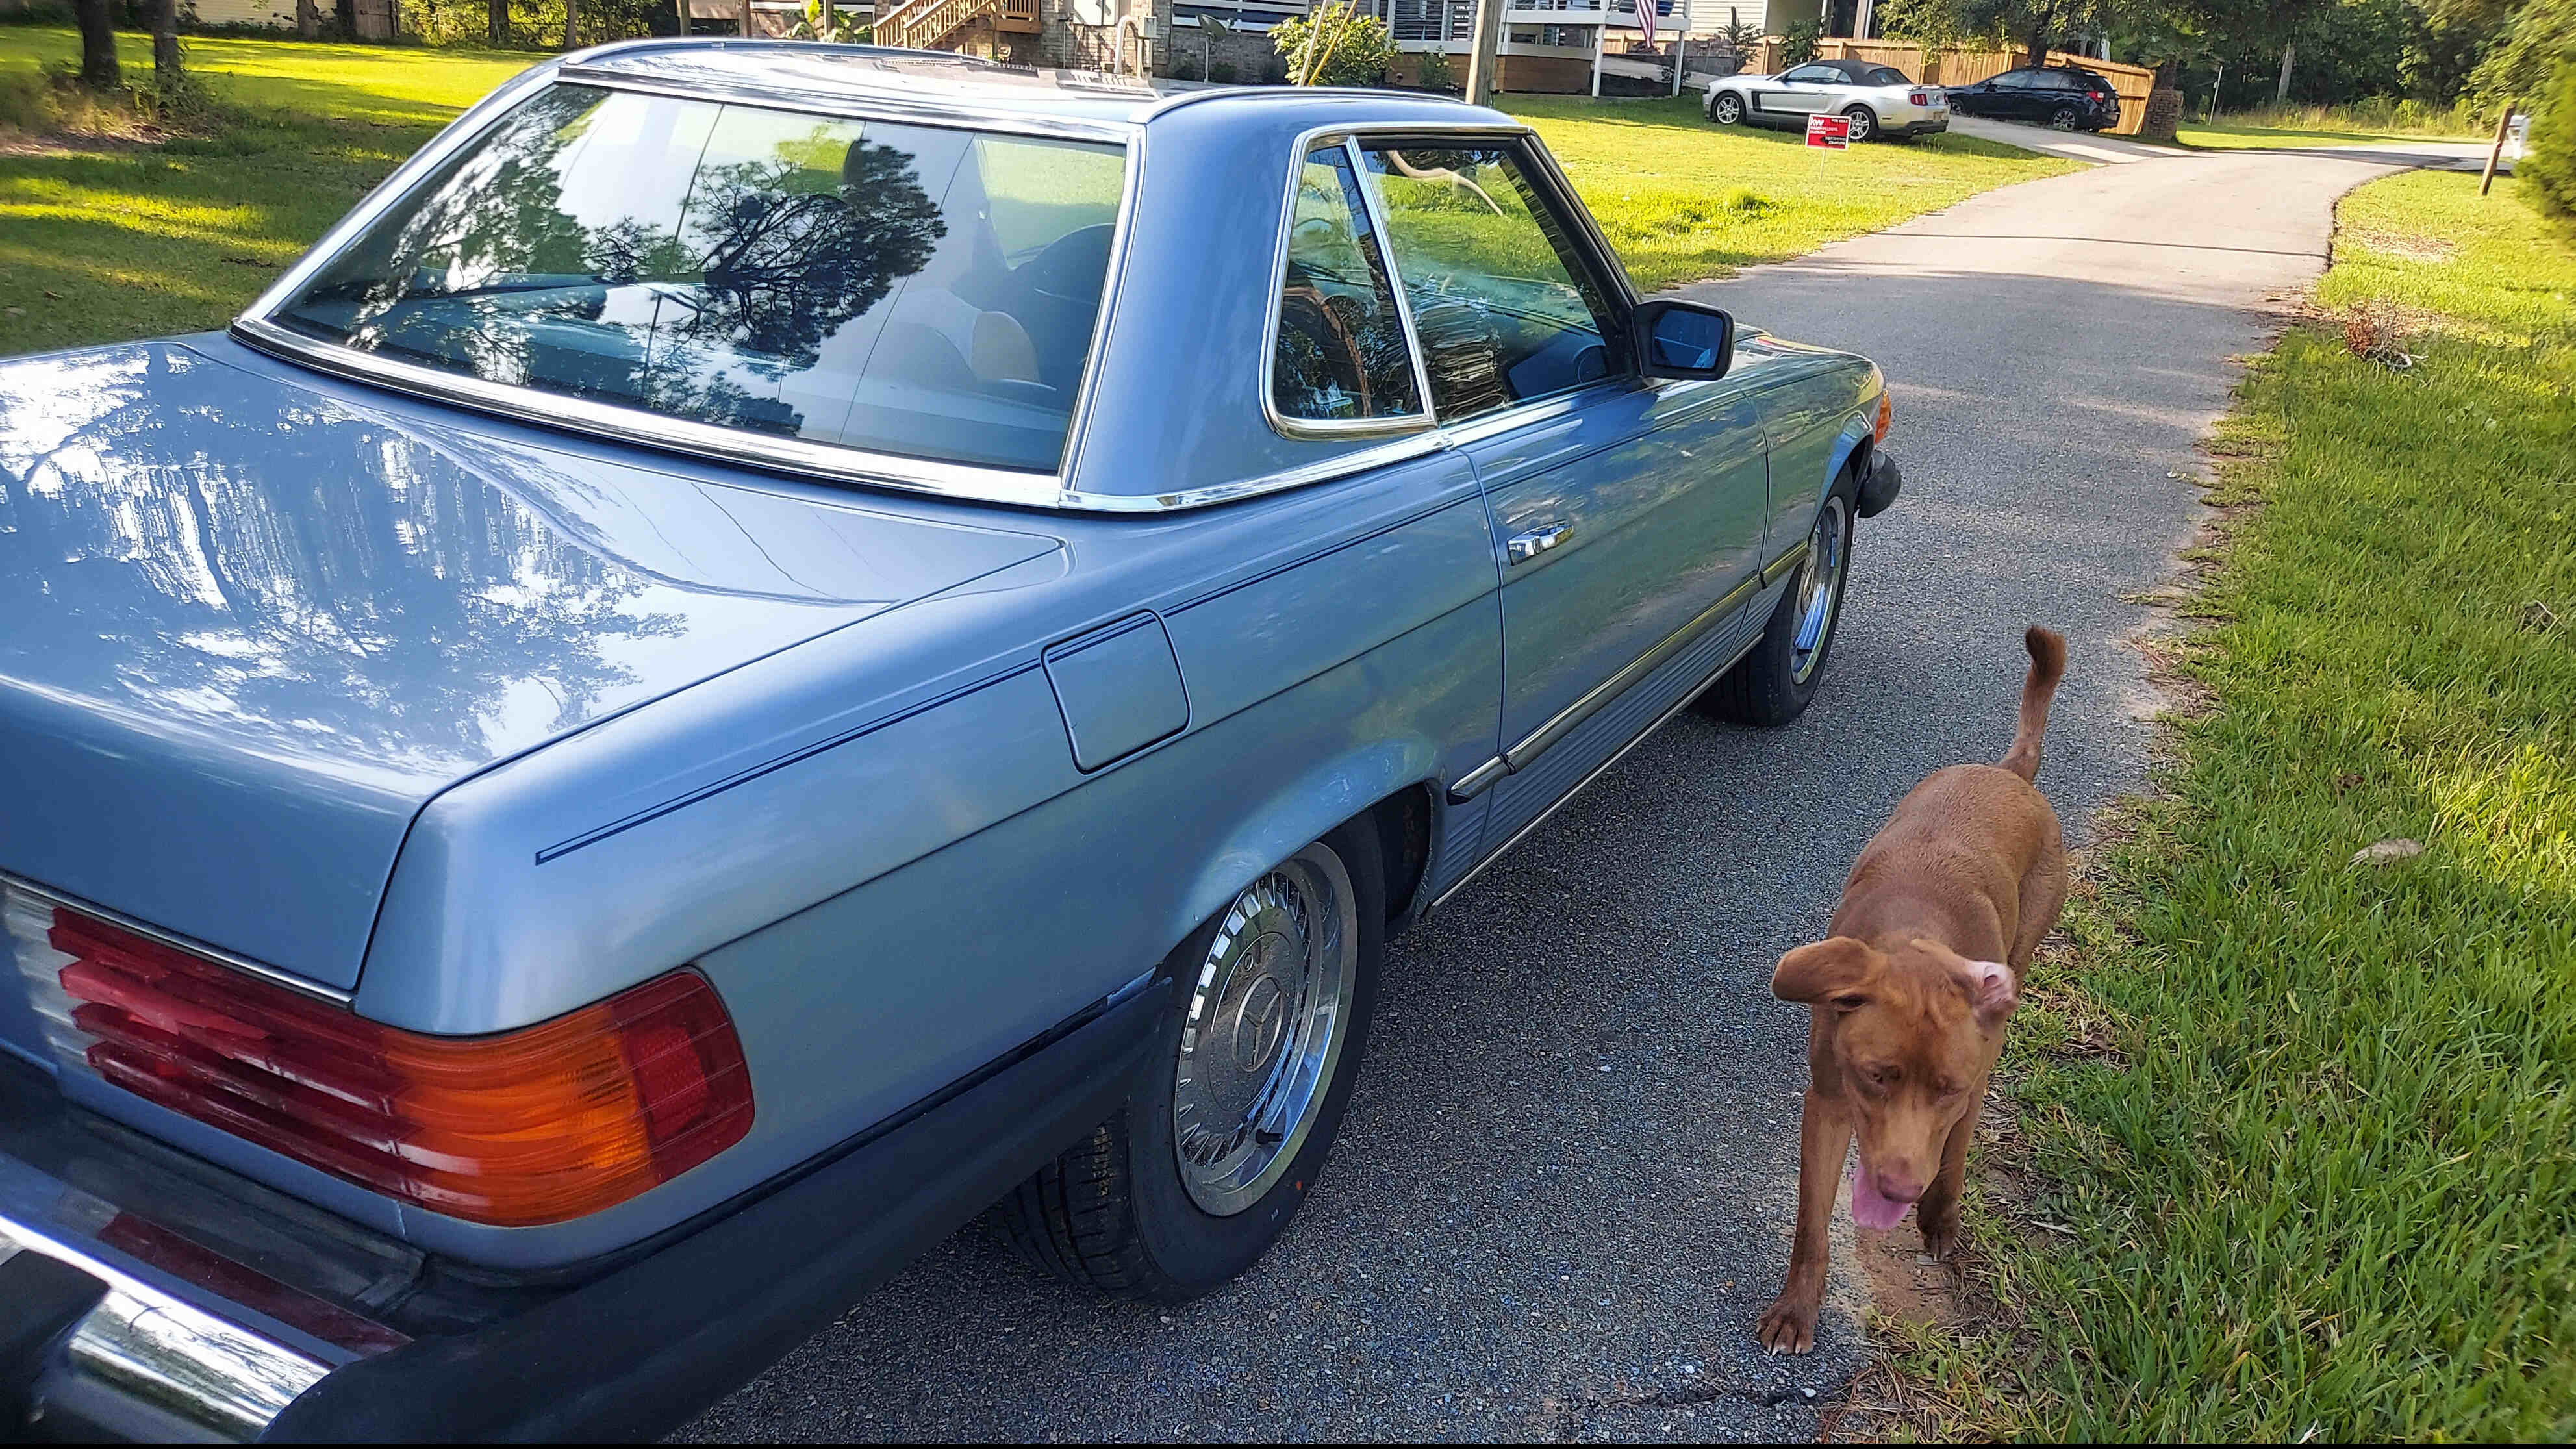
[42,906,751,1226]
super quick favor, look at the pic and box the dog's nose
[1874,1170,1926,1203]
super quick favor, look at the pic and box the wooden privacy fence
[1749,38,2156,136]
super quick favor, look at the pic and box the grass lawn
[1502,94,2078,290]
[0,29,531,355]
[1898,169,2575,1439]
[2177,102,2488,151]
[0,29,2075,357]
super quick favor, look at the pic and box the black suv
[1944,66,2123,132]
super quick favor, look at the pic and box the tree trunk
[489,0,509,45]
[2275,41,2295,105]
[297,0,318,38]
[563,0,578,49]
[2023,26,2048,68]
[74,0,120,90]
[151,0,183,84]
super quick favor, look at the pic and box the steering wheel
[1276,285,1372,414]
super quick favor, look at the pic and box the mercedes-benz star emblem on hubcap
[1231,970,1289,1073]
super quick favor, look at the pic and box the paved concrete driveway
[690,138,2466,1443]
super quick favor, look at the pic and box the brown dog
[1754,626,2069,1355]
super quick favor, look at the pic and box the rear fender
[1162,740,1445,958]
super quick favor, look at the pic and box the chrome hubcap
[1789,494,1849,685]
[1172,845,1357,1216]
[1846,110,1871,140]
[1715,97,1740,122]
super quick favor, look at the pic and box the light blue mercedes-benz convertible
[0,41,1900,1440]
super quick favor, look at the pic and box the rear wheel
[990,821,1385,1302]
[2049,105,2082,131]
[1841,105,1877,142]
[1698,472,1856,727]
[1710,92,1745,125]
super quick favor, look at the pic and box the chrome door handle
[1506,522,1573,564]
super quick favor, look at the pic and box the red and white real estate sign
[1805,114,1852,149]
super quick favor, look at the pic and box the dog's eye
[1831,994,1868,1011]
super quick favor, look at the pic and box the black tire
[2049,105,2081,131]
[1698,470,1858,727]
[1709,92,1745,125]
[989,820,1386,1303]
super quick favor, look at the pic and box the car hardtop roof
[561,38,1506,135]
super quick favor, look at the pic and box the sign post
[1805,112,1852,149]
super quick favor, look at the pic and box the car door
[1987,69,2044,121]
[1756,64,1846,122]
[1356,139,1771,850]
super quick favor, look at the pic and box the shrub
[1271,2,1397,86]
[1780,18,1820,67]
[2523,60,2576,236]
[1209,59,1239,83]
[1416,46,1456,92]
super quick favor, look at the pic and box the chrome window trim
[1057,427,1454,512]
[1256,128,1436,442]
[1,868,357,1007]
[229,317,1077,509]
[1346,136,1444,433]
[1343,130,1645,433]
[552,64,1145,144]
[232,57,1144,513]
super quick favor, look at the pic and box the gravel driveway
[689,136,2468,1444]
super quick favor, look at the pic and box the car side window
[1271,144,1423,425]
[1992,69,2034,88]
[1357,142,1623,423]
[1782,64,1841,84]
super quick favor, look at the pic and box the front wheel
[1841,105,1877,142]
[989,820,1385,1302]
[1698,477,1856,727]
[1710,92,1745,125]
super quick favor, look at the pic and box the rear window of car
[1863,66,1910,86]
[271,84,1126,474]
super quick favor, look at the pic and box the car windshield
[271,84,1127,474]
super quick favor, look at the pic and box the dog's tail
[2001,626,2066,783]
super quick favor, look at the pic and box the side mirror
[1633,299,1734,381]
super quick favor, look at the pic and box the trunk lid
[0,340,1057,995]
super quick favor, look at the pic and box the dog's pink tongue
[1848,1165,1913,1230]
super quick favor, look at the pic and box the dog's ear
[1954,957,2019,1026]
[1773,937,1878,1008]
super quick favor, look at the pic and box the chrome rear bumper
[0,1152,330,1442]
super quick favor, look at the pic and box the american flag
[1634,0,1657,45]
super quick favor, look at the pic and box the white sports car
[1704,58,1950,142]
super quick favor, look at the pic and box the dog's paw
[1754,1297,1818,1355]
[1919,1210,1962,1262]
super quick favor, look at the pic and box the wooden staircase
[875,0,1038,52]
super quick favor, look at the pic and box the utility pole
[1466,0,1500,105]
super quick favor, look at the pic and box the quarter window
[1357,143,1623,423]
[1270,144,1424,425]
[271,84,1126,473]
